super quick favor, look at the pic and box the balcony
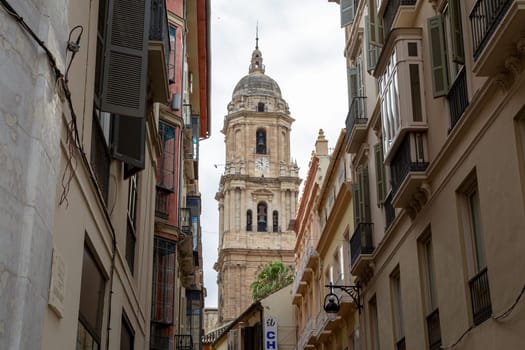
[148,0,170,103]
[381,0,417,40]
[470,0,525,76]
[350,223,374,277]
[469,268,492,325]
[448,68,469,131]
[292,242,319,297]
[345,96,368,153]
[426,309,442,350]
[390,132,430,213]
[155,186,172,219]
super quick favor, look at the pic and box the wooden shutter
[347,66,358,107]
[374,143,387,205]
[449,0,465,64]
[112,115,146,171]
[360,166,372,222]
[428,15,449,97]
[340,0,355,27]
[367,0,383,46]
[101,0,150,118]
[365,16,379,73]
[352,182,361,226]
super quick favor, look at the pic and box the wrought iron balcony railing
[383,0,417,39]
[350,222,374,266]
[426,309,442,350]
[292,241,318,295]
[345,96,367,141]
[448,68,468,130]
[469,268,492,325]
[470,0,513,59]
[390,133,429,195]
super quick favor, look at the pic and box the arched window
[256,129,266,154]
[246,210,252,231]
[272,211,278,232]
[257,102,265,112]
[257,202,267,232]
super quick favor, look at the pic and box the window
[428,0,465,97]
[126,174,138,273]
[77,245,106,350]
[120,313,134,350]
[272,210,278,232]
[459,175,491,325]
[257,102,265,112]
[339,245,345,282]
[247,210,253,231]
[369,296,380,350]
[158,121,177,189]
[365,0,384,72]
[419,230,441,349]
[256,129,266,154]
[257,202,267,232]
[186,290,203,350]
[390,267,405,348]
[168,25,176,83]
[151,237,176,323]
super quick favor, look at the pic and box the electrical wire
[441,282,525,349]
[493,283,525,321]
[65,25,84,82]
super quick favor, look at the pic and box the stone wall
[0,1,67,348]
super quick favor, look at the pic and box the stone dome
[232,72,282,99]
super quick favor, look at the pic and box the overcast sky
[199,0,348,308]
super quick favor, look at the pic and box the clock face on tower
[255,157,269,170]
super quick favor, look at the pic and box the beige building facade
[334,0,525,349]
[215,44,301,323]
[293,130,360,350]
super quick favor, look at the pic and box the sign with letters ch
[264,315,278,350]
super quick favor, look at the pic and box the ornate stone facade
[215,43,301,323]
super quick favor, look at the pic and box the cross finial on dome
[249,23,265,74]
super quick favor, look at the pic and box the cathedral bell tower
[214,40,301,323]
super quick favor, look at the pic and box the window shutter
[360,166,372,222]
[352,182,361,226]
[365,16,378,73]
[112,115,146,171]
[367,0,383,46]
[428,15,449,97]
[374,143,387,205]
[340,0,355,27]
[347,66,358,105]
[449,0,465,64]
[101,0,150,118]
